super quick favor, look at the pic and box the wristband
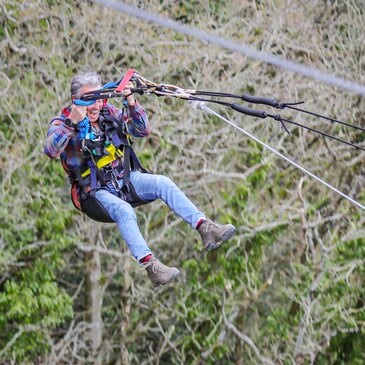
[63,117,78,129]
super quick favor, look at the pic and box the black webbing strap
[100,107,147,184]
[97,106,153,207]
[100,107,127,145]
[73,168,88,199]
[130,147,148,173]
[123,143,131,190]
[88,161,98,196]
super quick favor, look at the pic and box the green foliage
[0,155,76,362]
[0,263,73,361]
[1,0,365,364]
[0,34,77,359]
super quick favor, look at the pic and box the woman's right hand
[69,104,87,123]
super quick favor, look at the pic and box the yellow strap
[81,144,123,178]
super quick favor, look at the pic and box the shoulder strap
[100,106,148,185]
[100,107,127,145]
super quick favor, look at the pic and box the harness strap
[73,168,88,199]
[130,147,148,173]
[81,144,123,178]
[123,144,131,190]
[100,107,128,144]
[88,161,98,196]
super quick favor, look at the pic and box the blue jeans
[95,170,205,261]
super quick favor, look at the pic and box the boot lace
[204,219,220,232]
[140,258,159,273]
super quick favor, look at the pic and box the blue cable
[102,80,120,89]
[73,99,95,140]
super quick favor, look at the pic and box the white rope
[194,102,365,211]
[93,0,365,97]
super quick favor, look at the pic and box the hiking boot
[142,256,180,287]
[198,218,236,251]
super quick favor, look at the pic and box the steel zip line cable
[193,102,365,211]
[93,0,365,97]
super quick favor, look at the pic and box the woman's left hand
[123,81,135,106]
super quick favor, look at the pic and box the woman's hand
[69,104,87,123]
[123,81,136,107]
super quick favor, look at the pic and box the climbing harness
[80,69,365,211]
[67,70,152,222]
[70,104,151,223]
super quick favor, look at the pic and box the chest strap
[81,143,123,178]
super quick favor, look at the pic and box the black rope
[194,90,365,133]
[285,105,365,133]
[270,114,365,152]
[193,90,241,98]
[186,96,364,151]
[165,93,365,152]
[186,95,232,107]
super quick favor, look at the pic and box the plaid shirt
[44,101,149,179]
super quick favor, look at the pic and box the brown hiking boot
[142,256,180,287]
[198,219,236,251]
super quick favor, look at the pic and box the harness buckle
[122,183,130,193]
[91,135,101,142]
[111,176,120,192]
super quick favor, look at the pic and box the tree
[1,0,364,363]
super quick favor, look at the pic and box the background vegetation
[1,0,364,364]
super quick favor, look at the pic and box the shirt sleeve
[109,101,150,138]
[44,118,74,159]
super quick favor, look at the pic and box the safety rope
[197,102,365,211]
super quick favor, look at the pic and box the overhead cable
[93,0,365,97]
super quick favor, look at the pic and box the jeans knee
[112,201,136,222]
[157,175,175,189]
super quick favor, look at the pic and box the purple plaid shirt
[44,101,149,179]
